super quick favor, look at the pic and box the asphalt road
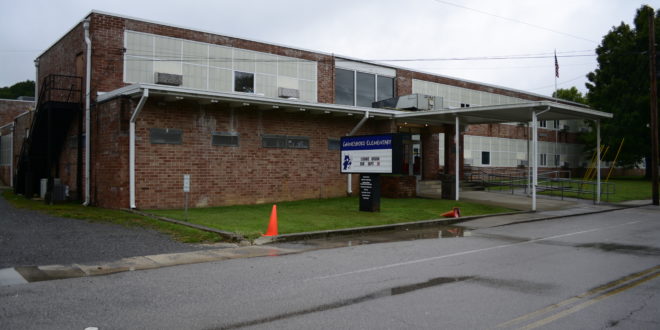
[0,193,214,268]
[1,206,659,329]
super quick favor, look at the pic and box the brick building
[0,99,33,186]
[5,10,611,209]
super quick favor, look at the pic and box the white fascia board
[96,84,400,119]
[393,101,611,123]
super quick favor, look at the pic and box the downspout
[130,89,149,209]
[34,59,39,106]
[346,110,370,195]
[83,19,92,205]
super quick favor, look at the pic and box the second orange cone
[441,207,461,218]
[263,204,279,236]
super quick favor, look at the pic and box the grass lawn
[540,177,652,203]
[148,197,513,240]
[1,190,224,243]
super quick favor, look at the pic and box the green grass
[148,197,513,240]
[539,177,652,203]
[1,190,225,243]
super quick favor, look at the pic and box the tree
[585,5,659,175]
[0,80,35,99]
[552,87,586,104]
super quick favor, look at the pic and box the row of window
[149,128,340,150]
[480,151,562,166]
[335,68,395,107]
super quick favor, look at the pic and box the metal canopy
[396,101,613,125]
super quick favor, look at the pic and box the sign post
[340,134,407,212]
[183,174,190,220]
[359,174,381,212]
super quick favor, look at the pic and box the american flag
[554,50,559,78]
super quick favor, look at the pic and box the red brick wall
[0,100,32,127]
[90,98,129,208]
[381,175,416,198]
[125,98,382,209]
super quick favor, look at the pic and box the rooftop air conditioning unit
[278,87,300,99]
[372,94,444,111]
[155,72,183,86]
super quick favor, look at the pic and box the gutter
[345,110,370,195]
[83,19,92,205]
[129,89,149,209]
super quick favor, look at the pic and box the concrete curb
[253,211,530,245]
[124,209,248,243]
[481,203,652,229]
[4,246,300,285]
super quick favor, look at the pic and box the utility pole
[650,9,659,205]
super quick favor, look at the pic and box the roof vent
[155,72,183,86]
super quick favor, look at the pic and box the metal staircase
[14,75,83,200]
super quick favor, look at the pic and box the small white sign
[183,174,190,192]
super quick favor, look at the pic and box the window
[212,132,239,147]
[553,120,560,129]
[460,103,470,108]
[150,128,183,144]
[554,154,561,166]
[287,136,310,149]
[481,151,490,165]
[262,135,309,149]
[0,135,11,166]
[539,120,547,128]
[539,153,547,166]
[234,71,254,93]
[335,68,395,106]
[327,138,340,150]
[335,68,355,106]
[377,76,394,101]
[356,72,375,107]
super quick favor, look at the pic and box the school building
[0,10,612,210]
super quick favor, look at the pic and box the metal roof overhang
[96,83,399,120]
[395,102,613,126]
[97,84,612,124]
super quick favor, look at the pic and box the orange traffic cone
[263,204,278,236]
[441,207,461,218]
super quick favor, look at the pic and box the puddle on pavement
[218,275,472,329]
[273,225,472,250]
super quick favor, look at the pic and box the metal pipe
[130,89,149,209]
[532,111,538,211]
[82,19,91,206]
[596,119,601,204]
[455,115,459,201]
[346,110,370,195]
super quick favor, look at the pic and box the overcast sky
[0,0,654,97]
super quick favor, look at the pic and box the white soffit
[335,59,396,77]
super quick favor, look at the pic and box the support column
[532,111,538,211]
[455,116,460,201]
[596,119,601,204]
[421,128,439,180]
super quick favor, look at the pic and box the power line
[431,0,598,44]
